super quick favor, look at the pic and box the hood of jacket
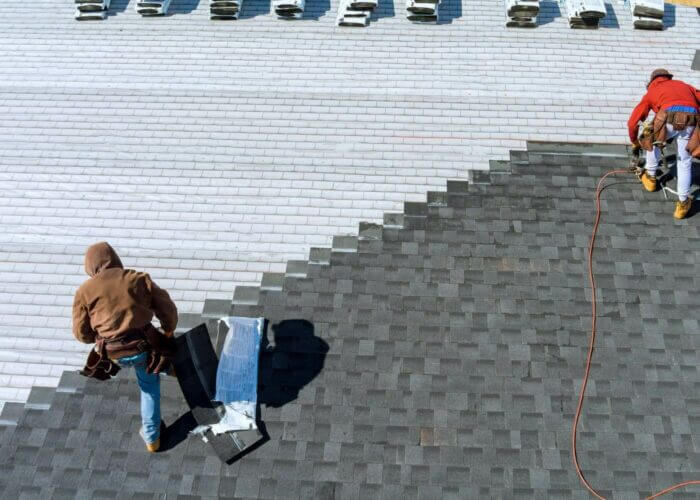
[84,242,123,277]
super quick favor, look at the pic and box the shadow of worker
[159,410,197,452]
[258,320,329,408]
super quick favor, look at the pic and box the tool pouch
[688,125,700,158]
[80,343,121,381]
[638,115,665,152]
[639,125,654,151]
[143,324,177,374]
[81,325,177,378]
[651,109,668,145]
[667,111,696,131]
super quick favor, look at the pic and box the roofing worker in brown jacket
[72,242,178,452]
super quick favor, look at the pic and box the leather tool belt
[640,109,700,158]
[80,324,177,380]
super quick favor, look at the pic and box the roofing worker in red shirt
[628,69,700,219]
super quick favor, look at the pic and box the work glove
[147,351,173,374]
[631,140,641,156]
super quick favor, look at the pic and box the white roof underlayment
[0,0,698,404]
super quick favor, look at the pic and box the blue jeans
[117,352,161,443]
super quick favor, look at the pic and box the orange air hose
[572,168,700,499]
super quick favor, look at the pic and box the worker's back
[74,266,161,340]
[72,241,178,344]
[644,78,699,111]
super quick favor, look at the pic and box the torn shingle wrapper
[191,316,263,436]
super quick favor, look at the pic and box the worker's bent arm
[72,293,97,344]
[627,95,651,143]
[147,275,178,334]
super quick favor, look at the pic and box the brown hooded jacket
[72,242,178,344]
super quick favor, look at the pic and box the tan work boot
[673,198,692,220]
[140,421,166,452]
[640,172,657,192]
[145,438,160,453]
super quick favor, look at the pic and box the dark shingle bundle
[74,0,110,20]
[336,0,378,27]
[274,0,305,19]
[135,0,171,15]
[505,0,538,27]
[629,0,663,30]
[561,0,606,28]
[210,0,242,19]
[407,0,440,23]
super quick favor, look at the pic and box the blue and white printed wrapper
[192,316,264,436]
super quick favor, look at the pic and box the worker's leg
[119,352,161,443]
[646,125,682,176]
[645,146,661,176]
[641,145,662,191]
[674,125,695,202]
